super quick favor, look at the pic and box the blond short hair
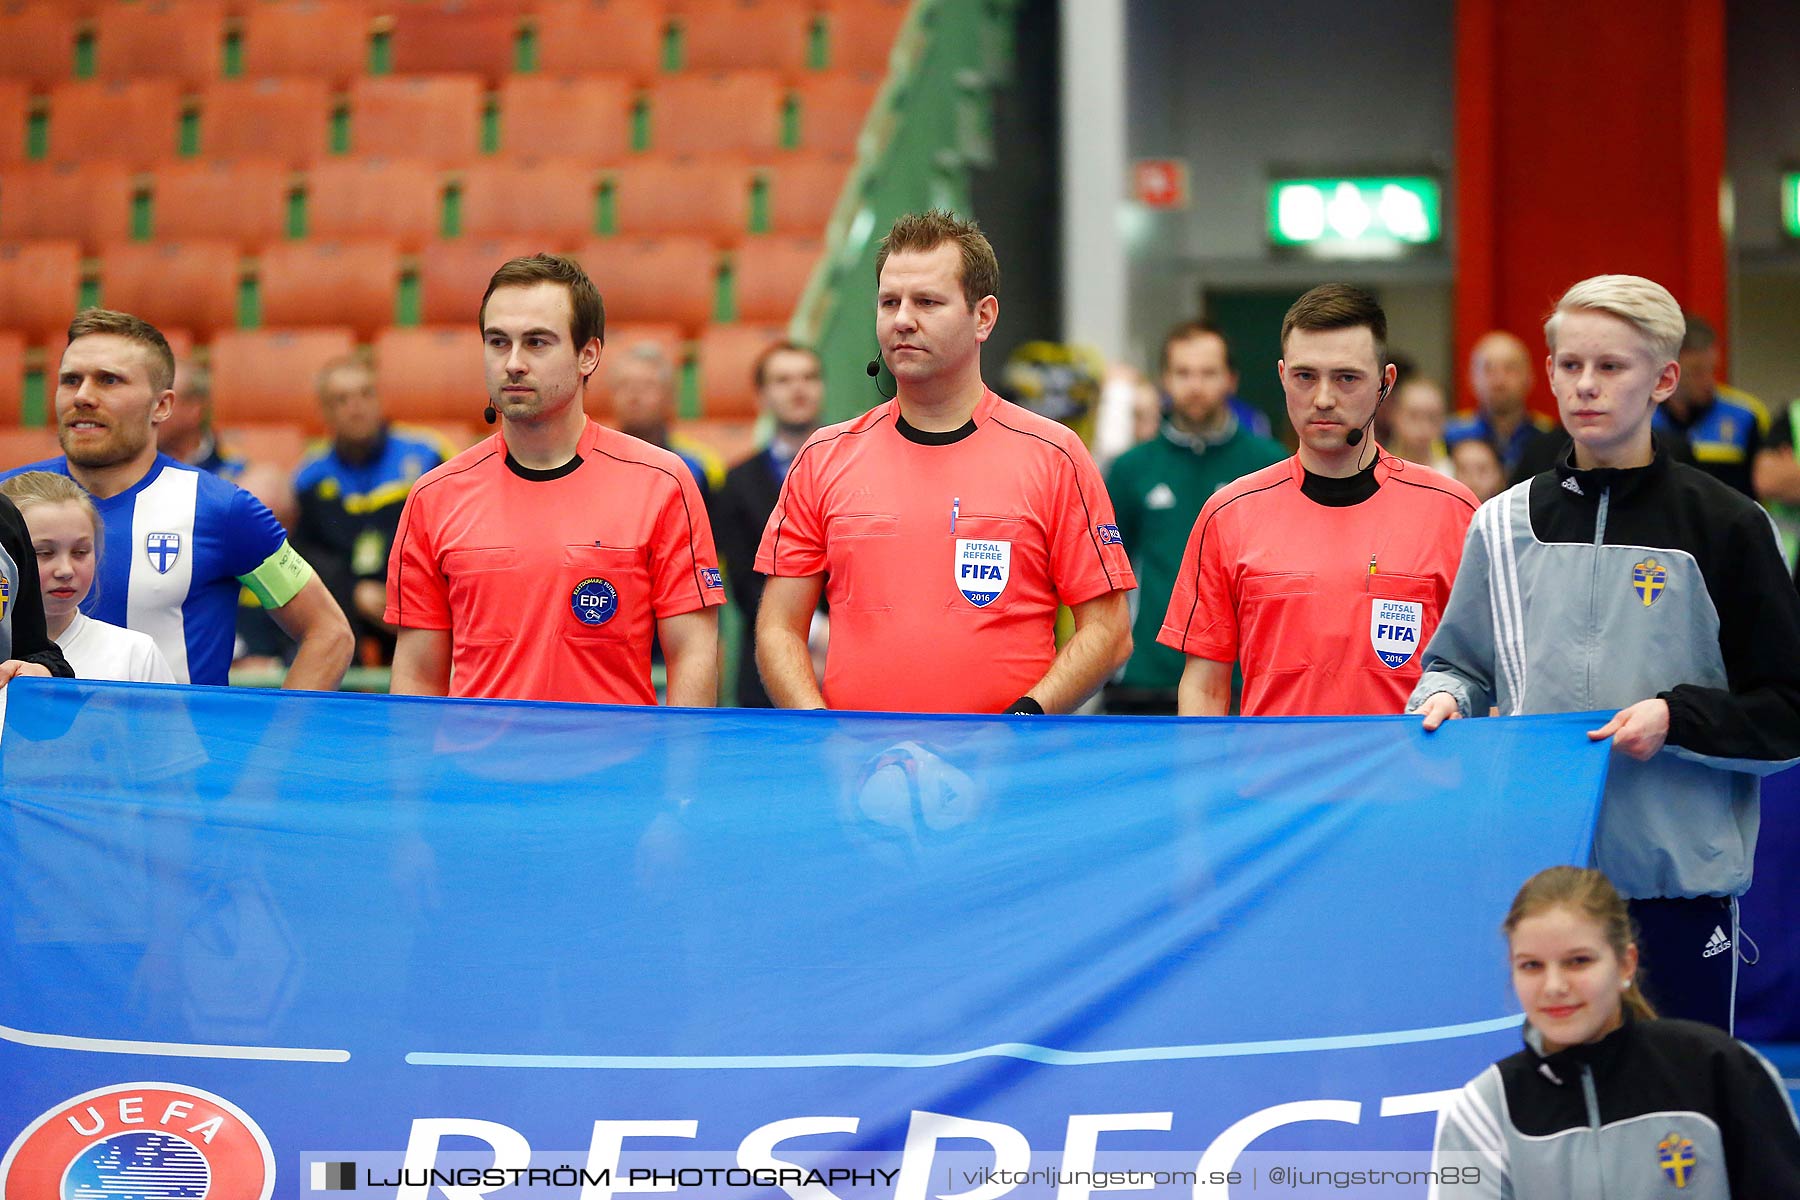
[0,471,103,543]
[1544,275,1684,364]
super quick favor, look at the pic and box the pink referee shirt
[1158,452,1476,716]
[756,388,1135,713]
[386,420,724,704]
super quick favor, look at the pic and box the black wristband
[1005,696,1045,715]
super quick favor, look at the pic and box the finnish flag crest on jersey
[1369,598,1423,669]
[954,538,1010,607]
[145,531,182,575]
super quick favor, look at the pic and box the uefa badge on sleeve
[1369,598,1423,669]
[954,539,1011,607]
[570,576,619,626]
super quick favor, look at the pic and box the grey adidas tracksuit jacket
[1407,454,1800,899]
[1430,1017,1800,1198]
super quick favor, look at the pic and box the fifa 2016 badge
[1632,557,1667,607]
[1369,598,1423,669]
[0,1082,276,1199]
[570,576,619,626]
[146,531,182,575]
[1657,1132,1696,1188]
[954,538,1011,608]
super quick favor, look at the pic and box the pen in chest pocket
[951,496,959,533]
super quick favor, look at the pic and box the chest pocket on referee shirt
[442,547,519,645]
[1365,572,1435,672]
[827,514,900,612]
[1238,571,1316,672]
[945,514,1025,611]
[564,545,647,640]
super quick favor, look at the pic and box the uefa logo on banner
[0,1082,275,1200]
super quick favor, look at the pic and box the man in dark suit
[714,341,824,706]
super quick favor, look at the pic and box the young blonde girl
[1431,867,1800,1197]
[0,473,173,682]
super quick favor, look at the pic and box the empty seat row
[0,156,850,249]
[0,0,907,87]
[0,234,821,338]
[0,322,788,430]
[0,71,880,166]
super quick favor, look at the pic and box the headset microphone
[1344,379,1393,448]
[867,351,896,400]
[866,359,880,377]
[483,402,498,425]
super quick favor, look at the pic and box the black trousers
[1629,894,1739,1033]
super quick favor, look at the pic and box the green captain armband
[238,540,315,610]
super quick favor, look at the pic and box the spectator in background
[1413,275,1800,1030]
[157,361,244,480]
[1105,322,1284,714]
[607,340,725,500]
[1160,285,1477,717]
[1654,313,1767,498]
[387,254,723,704]
[713,340,824,707]
[1754,397,1800,574]
[0,310,351,688]
[293,357,452,665]
[756,210,1134,714]
[1446,331,1561,477]
[1450,435,1507,503]
[1387,375,1453,475]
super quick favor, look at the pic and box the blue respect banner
[0,680,1606,1198]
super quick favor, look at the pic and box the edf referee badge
[1632,557,1667,607]
[954,538,1011,607]
[570,576,618,626]
[1370,599,1423,669]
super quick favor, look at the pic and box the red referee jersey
[386,420,724,704]
[756,389,1135,713]
[1158,452,1476,715]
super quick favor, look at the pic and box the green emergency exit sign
[1784,173,1800,238]
[1268,177,1442,254]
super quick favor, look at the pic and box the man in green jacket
[1104,321,1285,713]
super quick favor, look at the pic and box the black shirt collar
[1300,458,1381,507]
[505,450,584,481]
[896,413,978,446]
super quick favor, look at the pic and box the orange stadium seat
[305,159,441,248]
[239,0,370,85]
[576,237,716,332]
[0,239,82,338]
[0,426,62,471]
[589,319,683,416]
[209,327,356,426]
[98,240,241,336]
[0,162,133,245]
[678,0,811,76]
[45,80,182,167]
[458,159,599,245]
[793,72,880,156]
[0,5,76,87]
[731,235,818,324]
[765,155,849,235]
[610,160,751,243]
[0,332,24,423]
[198,79,335,165]
[388,4,522,81]
[648,72,782,157]
[696,323,784,418]
[495,76,632,163]
[150,160,289,248]
[92,0,226,87]
[372,325,484,423]
[0,81,28,165]
[534,0,665,84]
[258,239,400,336]
[823,0,908,74]
[220,423,310,473]
[346,76,483,163]
[415,236,537,326]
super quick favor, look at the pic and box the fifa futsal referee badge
[570,576,618,626]
[1370,598,1423,669]
[954,539,1011,608]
